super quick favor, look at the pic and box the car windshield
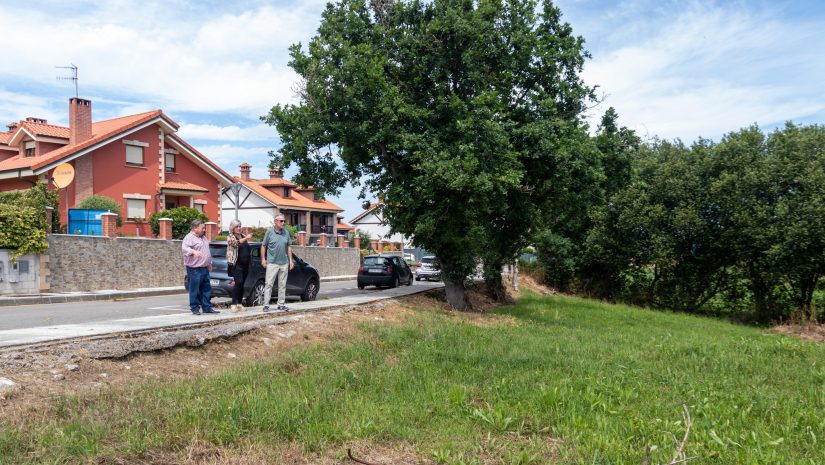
[364,257,389,266]
[421,257,436,264]
[209,244,227,258]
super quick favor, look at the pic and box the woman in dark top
[226,219,253,312]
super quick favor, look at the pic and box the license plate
[210,279,220,285]
[369,269,383,274]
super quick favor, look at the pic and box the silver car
[415,255,440,281]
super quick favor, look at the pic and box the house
[220,163,344,243]
[349,200,410,247]
[0,98,233,236]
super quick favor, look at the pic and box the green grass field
[1,292,823,464]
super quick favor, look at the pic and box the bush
[148,207,208,240]
[0,181,60,233]
[0,204,49,260]
[76,194,122,226]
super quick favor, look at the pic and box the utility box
[68,209,108,236]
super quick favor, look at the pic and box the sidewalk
[0,281,441,348]
[0,275,357,307]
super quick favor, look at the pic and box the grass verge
[1,292,824,464]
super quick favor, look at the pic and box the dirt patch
[772,322,825,343]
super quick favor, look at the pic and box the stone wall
[43,235,361,293]
[292,246,360,278]
[46,235,185,292]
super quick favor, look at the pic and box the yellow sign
[52,163,75,188]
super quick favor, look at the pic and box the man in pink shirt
[182,220,219,315]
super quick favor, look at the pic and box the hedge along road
[0,280,443,347]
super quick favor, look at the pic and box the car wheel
[301,278,319,302]
[408,275,413,285]
[391,276,399,288]
[358,283,365,290]
[246,280,266,306]
[415,276,420,281]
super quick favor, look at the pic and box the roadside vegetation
[1,291,822,464]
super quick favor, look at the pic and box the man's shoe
[277,305,290,312]
[262,305,271,312]
[202,310,220,314]
[191,311,201,315]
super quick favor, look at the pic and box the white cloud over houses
[0,1,322,115]
[178,123,277,142]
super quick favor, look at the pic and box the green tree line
[539,122,825,323]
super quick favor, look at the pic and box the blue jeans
[186,266,213,313]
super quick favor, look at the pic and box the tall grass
[1,293,823,464]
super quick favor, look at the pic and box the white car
[415,255,440,281]
[403,252,415,262]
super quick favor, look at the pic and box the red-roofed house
[220,163,344,244]
[0,98,233,236]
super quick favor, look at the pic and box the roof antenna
[56,64,79,98]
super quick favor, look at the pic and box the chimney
[239,163,251,181]
[25,117,48,124]
[268,167,283,179]
[69,98,92,145]
[6,122,18,132]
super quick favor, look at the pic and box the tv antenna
[56,64,79,98]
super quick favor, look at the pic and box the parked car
[185,241,321,305]
[402,252,415,262]
[415,255,440,281]
[357,254,414,289]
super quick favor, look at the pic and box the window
[24,141,35,157]
[25,147,35,157]
[126,145,144,166]
[165,153,175,172]
[126,199,146,220]
[194,203,204,213]
[283,187,291,197]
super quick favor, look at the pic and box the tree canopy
[265,0,598,308]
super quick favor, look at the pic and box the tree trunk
[444,279,471,310]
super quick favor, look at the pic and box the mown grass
[1,293,824,464]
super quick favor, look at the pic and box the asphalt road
[0,280,440,331]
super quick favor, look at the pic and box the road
[0,280,440,332]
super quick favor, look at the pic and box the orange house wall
[1,124,223,236]
[88,125,160,237]
[166,148,220,225]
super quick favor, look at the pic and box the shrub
[148,207,208,240]
[76,194,123,226]
[0,204,49,260]
[0,181,60,233]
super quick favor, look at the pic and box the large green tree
[265,0,596,308]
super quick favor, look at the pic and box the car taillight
[386,265,394,274]
[416,263,422,268]
[229,280,235,286]
[358,265,365,272]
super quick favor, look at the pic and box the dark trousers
[231,261,249,305]
[186,266,212,313]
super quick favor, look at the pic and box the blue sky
[1,0,823,220]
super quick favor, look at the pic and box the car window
[364,257,388,266]
[209,244,227,258]
[421,257,434,264]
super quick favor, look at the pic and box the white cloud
[178,123,277,141]
[0,2,321,115]
[195,144,273,178]
[0,90,61,126]
[575,1,825,140]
